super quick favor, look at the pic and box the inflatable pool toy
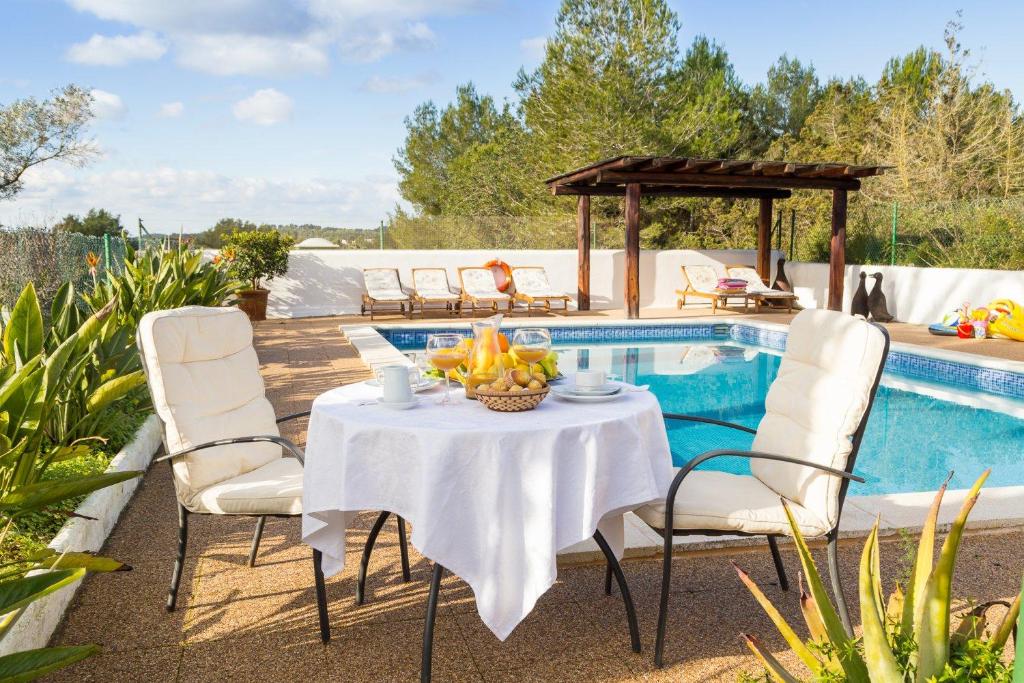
[987,299,1024,341]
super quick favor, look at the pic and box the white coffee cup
[575,370,607,391]
[381,365,414,404]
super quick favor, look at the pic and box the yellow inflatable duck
[986,299,1024,341]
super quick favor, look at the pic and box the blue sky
[2,1,1022,232]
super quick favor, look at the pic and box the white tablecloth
[301,381,673,640]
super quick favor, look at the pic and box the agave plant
[738,470,1020,682]
[0,283,146,461]
[84,237,238,331]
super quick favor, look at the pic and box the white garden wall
[259,248,781,318]
[786,262,1024,325]
[254,248,1022,325]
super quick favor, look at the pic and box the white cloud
[0,163,399,229]
[158,101,184,117]
[520,36,546,62]
[360,71,439,94]
[89,89,126,120]
[232,89,293,125]
[176,34,328,76]
[67,31,167,66]
[64,0,488,75]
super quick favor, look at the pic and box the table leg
[356,511,391,605]
[421,562,445,683]
[594,530,641,653]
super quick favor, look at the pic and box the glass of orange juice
[426,333,467,405]
[511,328,551,377]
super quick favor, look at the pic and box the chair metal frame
[624,324,890,667]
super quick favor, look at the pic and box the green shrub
[222,229,293,291]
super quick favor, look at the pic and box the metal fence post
[788,209,796,261]
[103,233,111,278]
[890,201,899,266]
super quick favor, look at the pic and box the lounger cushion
[726,267,795,298]
[364,269,409,301]
[634,470,830,537]
[683,265,721,293]
[194,456,303,515]
[512,268,562,297]
[750,309,887,527]
[138,307,283,509]
[413,269,459,300]
[462,269,510,299]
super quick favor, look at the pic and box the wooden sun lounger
[458,267,513,316]
[676,265,756,314]
[510,266,572,316]
[361,268,412,320]
[411,268,461,318]
[726,265,798,314]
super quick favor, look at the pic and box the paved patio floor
[47,316,1024,682]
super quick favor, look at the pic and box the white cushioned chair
[628,309,890,666]
[137,306,410,642]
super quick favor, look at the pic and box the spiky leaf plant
[738,470,1020,682]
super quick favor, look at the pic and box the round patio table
[301,379,673,680]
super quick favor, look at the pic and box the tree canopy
[390,2,1024,269]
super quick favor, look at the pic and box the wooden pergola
[545,156,888,318]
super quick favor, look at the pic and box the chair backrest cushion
[683,265,719,292]
[511,267,554,295]
[138,306,281,503]
[727,266,770,293]
[413,269,451,296]
[751,309,887,528]
[461,268,500,296]
[364,268,403,296]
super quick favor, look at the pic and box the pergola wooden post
[624,183,641,318]
[546,157,886,320]
[828,189,848,311]
[757,197,773,282]
[576,195,591,311]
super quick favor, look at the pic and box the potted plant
[222,229,294,321]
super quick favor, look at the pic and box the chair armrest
[155,435,305,465]
[276,410,311,424]
[662,449,864,533]
[662,413,757,435]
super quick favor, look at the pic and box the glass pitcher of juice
[466,314,504,398]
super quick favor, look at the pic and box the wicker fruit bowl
[474,386,550,412]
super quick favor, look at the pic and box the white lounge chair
[361,268,412,320]
[727,264,798,313]
[458,267,513,315]
[137,306,411,642]
[676,264,755,314]
[411,268,461,318]
[511,266,572,315]
[627,309,890,666]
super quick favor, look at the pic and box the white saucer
[375,397,420,410]
[366,378,439,393]
[550,385,624,403]
[568,383,620,396]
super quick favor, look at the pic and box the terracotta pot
[236,289,270,322]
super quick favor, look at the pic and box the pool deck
[47,313,1023,682]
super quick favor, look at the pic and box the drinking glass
[426,333,467,406]
[511,328,551,377]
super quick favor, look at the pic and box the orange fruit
[497,333,509,353]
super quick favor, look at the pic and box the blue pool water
[554,342,1024,495]
[385,325,1024,495]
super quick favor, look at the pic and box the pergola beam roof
[545,155,888,194]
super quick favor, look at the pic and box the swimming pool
[380,324,1024,496]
